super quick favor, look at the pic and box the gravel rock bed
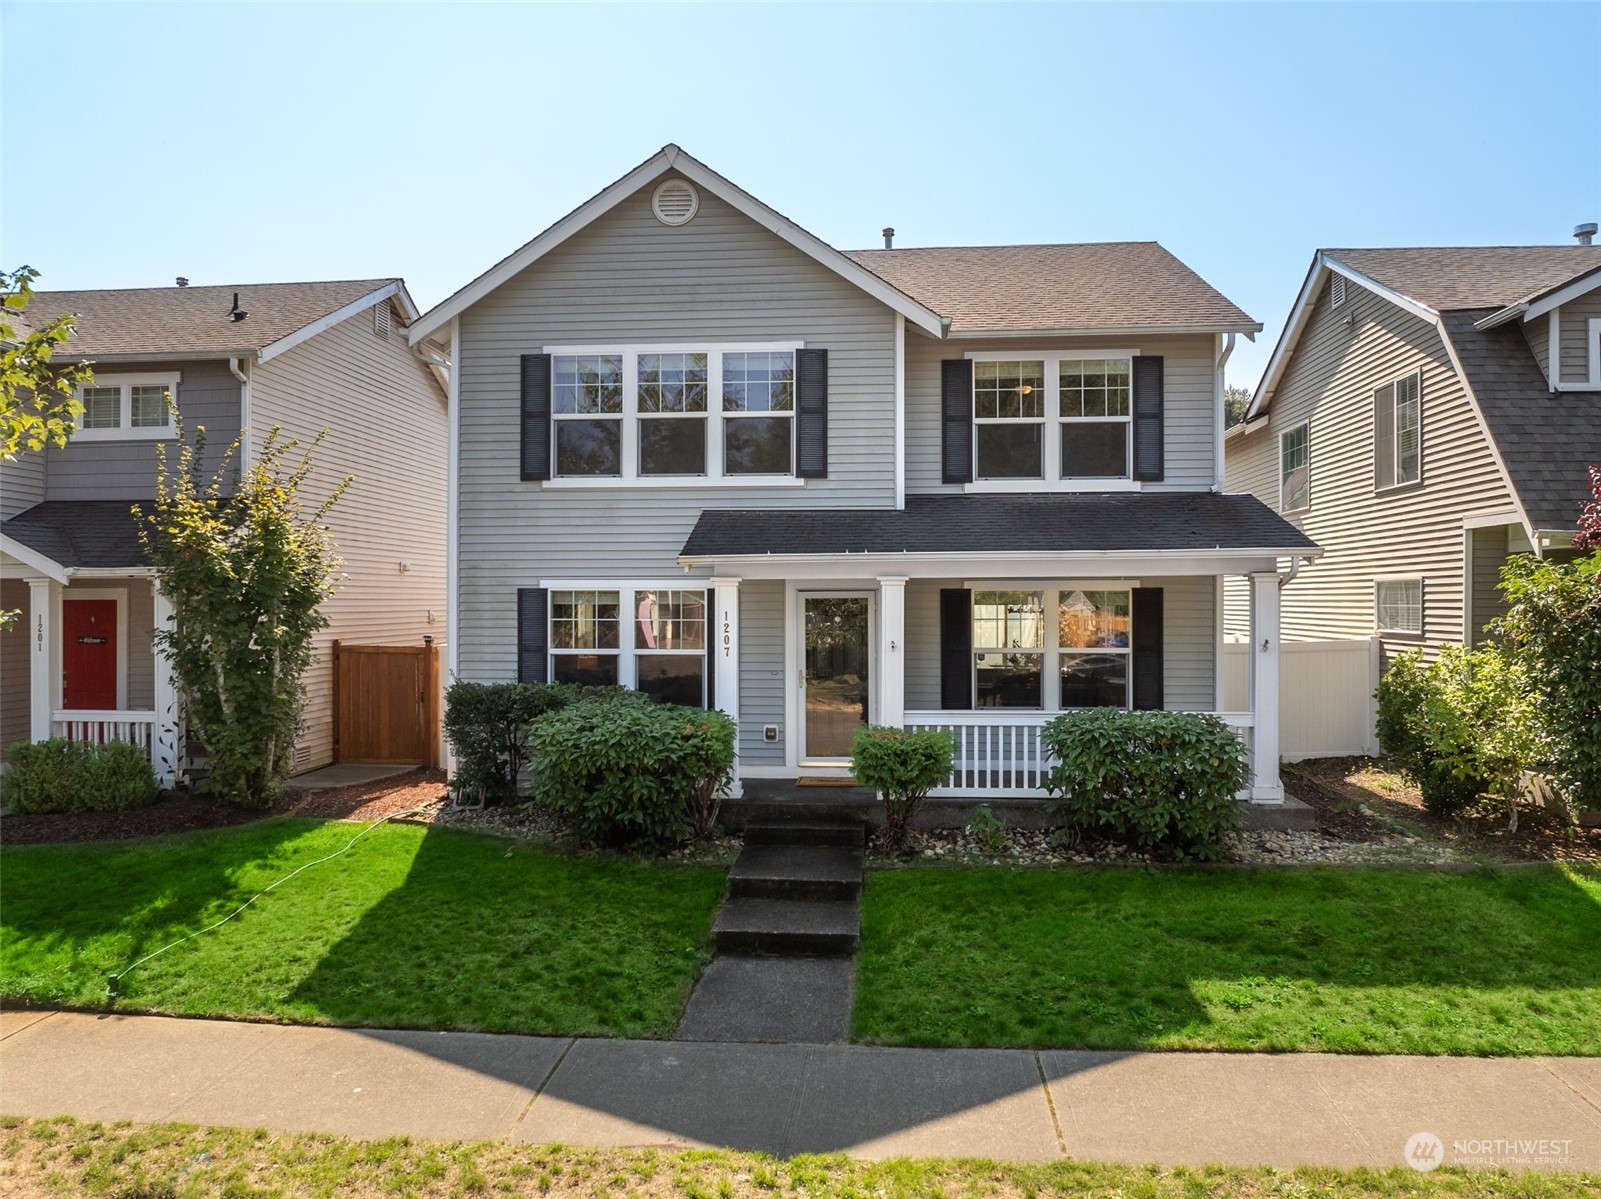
[423,801,741,864]
[1231,828,1470,866]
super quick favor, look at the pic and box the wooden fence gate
[332,642,440,767]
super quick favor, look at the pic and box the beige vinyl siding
[1223,275,1518,658]
[2,448,43,519]
[904,332,1219,494]
[903,576,1215,712]
[0,578,29,759]
[738,580,784,764]
[1468,524,1511,646]
[44,359,240,501]
[1558,289,1601,383]
[1523,317,1551,386]
[248,301,448,771]
[455,177,897,683]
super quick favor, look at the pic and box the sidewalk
[3,1009,1598,1171]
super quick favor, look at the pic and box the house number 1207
[722,612,732,658]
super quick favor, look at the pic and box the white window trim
[968,585,1135,712]
[1279,421,1310,513]
[963,349,1141,493]
[1375,370,1423,493]
[1374,577,1425,637]
[72,373,182,442]
[545,582,710,702]
[542,341,802,487]
[1588,317,1601,387]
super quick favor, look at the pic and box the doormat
[797,776,863,788]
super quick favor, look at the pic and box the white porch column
[26,577,61,742]
[1248,570,1283,803]
[877,575,907,729]
[710,575,742,798]
[151,582,180,789]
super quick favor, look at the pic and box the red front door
[63,599,118,710]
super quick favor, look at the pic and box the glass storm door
[802,595,871,760]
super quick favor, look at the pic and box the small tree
[2,266,94,461]
[851,726,954,851]
[138,419,349,808]
[1223,384,1252,428]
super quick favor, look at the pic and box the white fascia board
[676,547,1317,580]
[1324,257,1438,324]
[258,282,402,363]
[945,321,1263,341]
[1521,265,1601,322]
[0,536,69,583]
[1474,304,1527,331]
[408,145,948,345]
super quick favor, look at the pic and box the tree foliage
[2,266,94,461]
[1223,385,1251,428]
[137,418,349,808]
[1574,464,1601,552]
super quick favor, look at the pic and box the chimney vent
[882,227,895,250]
[175,276,189,288]
[228,292,248,322]
[1575,222,1598,246]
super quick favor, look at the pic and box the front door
[63,599,118,710]
[801,594,872,761]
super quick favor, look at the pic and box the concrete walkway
[3,1010,1599,1171]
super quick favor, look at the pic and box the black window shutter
[703,588,717,710]
[941,359,974,484]
[1131,587,1164,710]
[1132,356,1164,482]
[795,348,828,478]
[939,588,973,709]
[520,354,553,482]
[517,587,549,683]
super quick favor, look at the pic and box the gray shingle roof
[25,279,396,358]
[1438,310,1601,532]
[681,493,1319,559]
[2,501,149,569]
[841,243,1258,334]
[1328,247,1601,312]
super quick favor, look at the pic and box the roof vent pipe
[175,277,189,288]
[882,227,894,250]
[1575,222,1598,246]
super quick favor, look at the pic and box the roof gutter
[942,321,1263,341]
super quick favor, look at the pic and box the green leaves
[1,265,95,461]
[1,739,158,813]
[1038,710,1246,860]
[850,727,955,850]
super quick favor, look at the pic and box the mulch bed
[1,769,449,847]
[1286,756,1601,864]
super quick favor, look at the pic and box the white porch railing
[51,711,157,761]
[904,710,1256,799]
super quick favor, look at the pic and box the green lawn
[7,1117,1595,1199]
[854,864,1601,1055]
[0,819,725,1039]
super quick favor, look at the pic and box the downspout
[1213,332,1236,492]
[229,357,251,468]
[1279,554,1303,590]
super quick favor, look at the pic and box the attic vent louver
[1331,275,1347,308]
[652,178,699,226]
[373,301,391,338]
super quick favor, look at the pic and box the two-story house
[408,146,1319,805]
[1,279,449,785]
[1224,241,1601,665]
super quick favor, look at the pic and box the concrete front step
[742,821,867,849]
[727,844,865,901]
[712,897,861,956]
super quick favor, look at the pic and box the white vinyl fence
[1223,637,1382,760]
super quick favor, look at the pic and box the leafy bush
[966,804,1007,855]
[443,680,629,804]
[850,727,954,851]
[1375,644,1541,819]
[1040,710,1246,860]
[1495,549,1601,812]
[2,738,159,814]
[530,698,736,847]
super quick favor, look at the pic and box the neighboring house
[408,145,1318,803]
[1224,242,1601,661]
[1,279,448,784]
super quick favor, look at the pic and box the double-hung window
[547,344,798,482]
[1280,423,1309,512]
[1375,372,1421,489]
[971,352,1136,485]
[548,586,709,704]
[634,589,707,705]
[72,374,180,441]
[549,590,622,685]
[1375,579,1423,636]
[971,587,1132,710]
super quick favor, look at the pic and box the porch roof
[680,493,1321,561]
[2,501,148,571]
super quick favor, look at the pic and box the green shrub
[2,738,159,814]
[966,804,1007,855]
[443,680,629,804]
[1040,710,1246,860]
[850,727,954,851]
[530,698,736,847]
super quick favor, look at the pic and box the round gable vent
[652,178,699,226]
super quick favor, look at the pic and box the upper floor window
[72,373,180,441]
[970,587,1132,710]
[1375,372,1421,489]
[970,352,1136,486]
[547,344,797,483]
[1280,423,1309,512]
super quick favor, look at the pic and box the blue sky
[3,2,1597,390]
